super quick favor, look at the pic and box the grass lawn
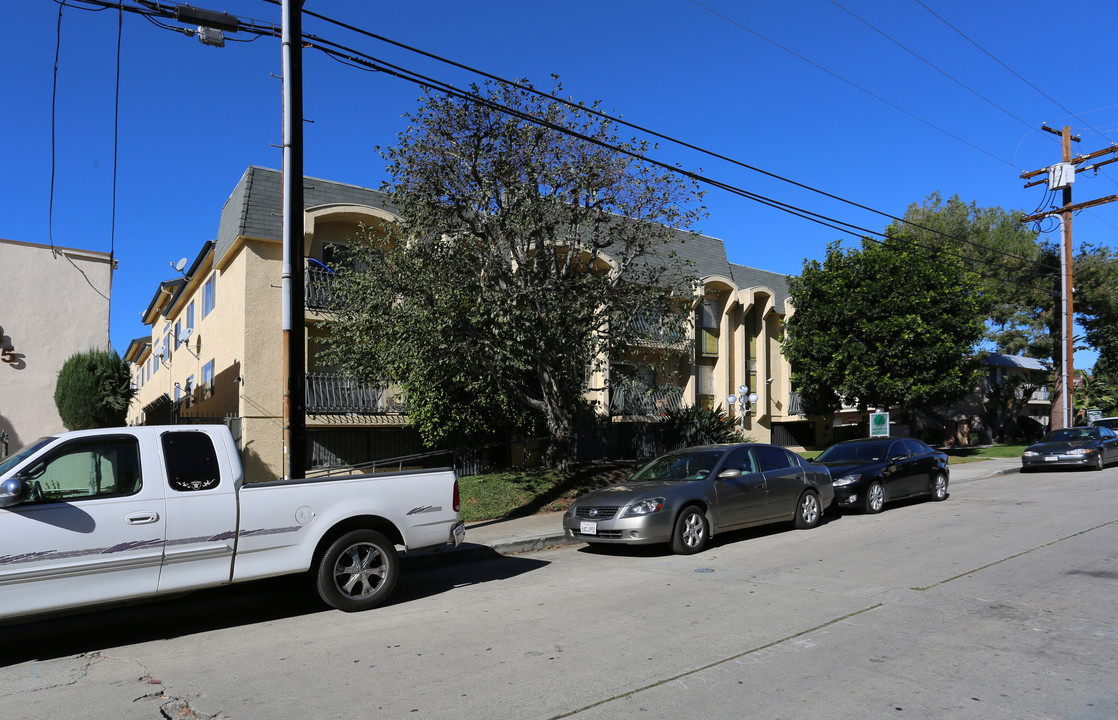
[944,445,1027,463]
[458,443,1027,522]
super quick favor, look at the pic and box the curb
[401,532,580,570]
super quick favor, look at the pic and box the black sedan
[562,443,834,554]
[1021,426,1118,472]
[814,437,949,513]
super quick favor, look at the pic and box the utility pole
[281,0,306,479]
[1020,126,1118,429]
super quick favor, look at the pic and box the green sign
[869,412,890,437]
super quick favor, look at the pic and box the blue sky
[4,1,1116,369]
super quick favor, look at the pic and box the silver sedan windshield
[631,451,724,482]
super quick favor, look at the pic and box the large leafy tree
[323,79,703,469]
[784,235,987,414]
[54,348,134,430]
[888,192,1056,357]
[1074,243,1118,380]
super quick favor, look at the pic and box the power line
[829,0,1050,139]
[913,0,1113,146]
[58,0,1063,291]
[687,0,1022,170]
[285,1,1057,273]
[300,36,1061,297]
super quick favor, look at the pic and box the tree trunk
[543,405,575,472]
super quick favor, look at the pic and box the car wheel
[931,473,948,501]
[315,529,399,612]
[1094,453,1105,471]
[864,481,885,514]
[794,491,821,529]
[670,506,709,555]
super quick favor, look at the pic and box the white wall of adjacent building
[0,239,113,452]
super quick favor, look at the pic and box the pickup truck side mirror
[0,477,30,508]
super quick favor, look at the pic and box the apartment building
[125,166,815,480]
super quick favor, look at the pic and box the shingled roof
[215,166,790,312]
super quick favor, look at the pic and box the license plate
[1044,456,1058,462]
[452,521,466,546]
[580,521,598,536]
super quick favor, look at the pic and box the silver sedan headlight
[621,498,665,517]
[1068,448,1090,456]
[1022,450,1039,457]
[832,474,860,487]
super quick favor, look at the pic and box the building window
[186,300,195,332]
[175,320,182,348]
[747,305,759,411]
[696,299,719,359]
[202,359,215,395]
[697,362,715,410]
[174,384,181,401]
[203,273,216,318]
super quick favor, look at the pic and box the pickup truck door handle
[125,511,160,525]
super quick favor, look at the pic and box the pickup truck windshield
[0,437,54,477]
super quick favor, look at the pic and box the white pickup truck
[0,425,465,621]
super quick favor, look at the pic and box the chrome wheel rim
[934,474,947,499]
[800,494,819,525]
[681,512,705,549]
[333,542,388,600]
[869,484,884,512]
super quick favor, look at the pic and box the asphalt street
[2,457,1116,720]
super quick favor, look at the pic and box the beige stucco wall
[0,239,112,450]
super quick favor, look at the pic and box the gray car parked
[562,443,834,554]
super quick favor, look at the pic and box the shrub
[659,406,750,449]
[54,348,134,430]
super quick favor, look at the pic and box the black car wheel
[931,472,948,501]
[794,491,822,529]
[864,481,885,514]
[671,506,709,555]
[315,529,399,612]
[1094,453,1105,471]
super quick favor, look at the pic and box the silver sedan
[562,443,834,554]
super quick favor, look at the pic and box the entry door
[754,445,804,520]
[0,435,166,618]
[714,447,767,530]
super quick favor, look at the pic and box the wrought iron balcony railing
[305,373,407,415]
[305,265,336,310]
[630,313,687,346]
[609,383,686,416]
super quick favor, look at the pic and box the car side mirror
[717,469,743,479]
[0,477,30,508]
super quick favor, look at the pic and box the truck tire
[315,529,399,612]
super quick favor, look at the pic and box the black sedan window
[900,439,927,457]
[1044,428,1097,442]
[817,441,890,462]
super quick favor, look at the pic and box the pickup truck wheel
[316,529,399,612]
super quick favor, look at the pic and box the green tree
[1073,370,1116,423]
[1073,243,1118,384]
[323,79,704,469]
[54,348,134,430]
[888,192,1056,357]
[784,235,987,415]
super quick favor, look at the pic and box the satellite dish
[177,327,194,345]
[154,343,166,360]
[172,258,188,274]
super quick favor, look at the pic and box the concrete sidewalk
[408,456,1024,566]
